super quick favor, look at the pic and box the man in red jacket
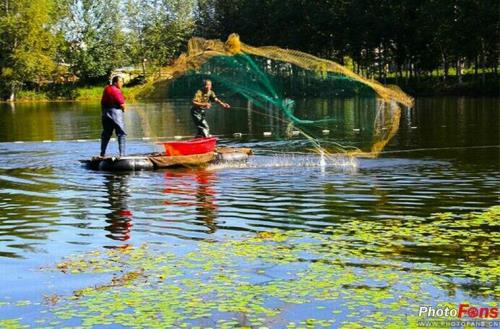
[100,76,126,157]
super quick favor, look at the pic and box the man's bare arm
[192,100,211,109]
[214,98,230,108]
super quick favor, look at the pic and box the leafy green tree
[194,0,499,87]
[125,0,196,70]
[195,0,221,39]
[59,0,127,83]
[0,0,496,100]
[0,0,57,100]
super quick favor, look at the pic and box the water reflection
[0,167,60,258]
[103,174,133,243]
[0,97,402,149]
[194,171,218,233]
[1,97,497,157]
[163,170,218,233]
[0,97,497,260]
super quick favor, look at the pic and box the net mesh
[140,34,413,107]
[136,34,413,158]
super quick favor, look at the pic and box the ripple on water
[0,141,497,258]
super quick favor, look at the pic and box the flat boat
[80,137,251,171]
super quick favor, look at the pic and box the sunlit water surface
[0,97,498,327]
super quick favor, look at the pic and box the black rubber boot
[191,108,210,137]
[118,136,126,157]
[100,135,111,157]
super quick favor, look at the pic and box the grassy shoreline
[7,85,144,103]
[385,72,499,97]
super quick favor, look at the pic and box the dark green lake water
[0,97,498,328]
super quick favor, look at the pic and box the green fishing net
[138,34,412,157]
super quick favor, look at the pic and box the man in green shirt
[191,79,230,137]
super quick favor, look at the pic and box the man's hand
[215,98,230,109]
[204,103,212,109]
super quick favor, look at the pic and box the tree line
[0,0,498,100]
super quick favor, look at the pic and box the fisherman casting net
[138,34,413,157]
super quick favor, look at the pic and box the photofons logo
[419,304,498,319]
[417,304,499,328]
[457,304,498,319]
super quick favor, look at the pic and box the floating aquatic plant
[0,207,498,328]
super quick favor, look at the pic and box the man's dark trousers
[101,108,126,157]
[191,107,210,138]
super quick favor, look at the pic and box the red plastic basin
[159,137,217,156]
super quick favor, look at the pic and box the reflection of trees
[323,98,402,157]
[400,97,499,149]
[0,103,56,141]
[0,102,106,142]
[365,100,401,157]
[288,97,402,156]
[132,102,192,139]
[104,174,133,243]
[132,99,252,140]
[163,170,217,233]
[339,98,401,157]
